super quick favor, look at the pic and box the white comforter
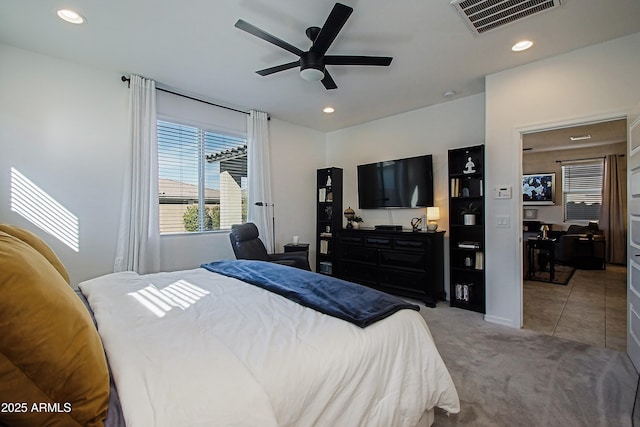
[79,267,459,427]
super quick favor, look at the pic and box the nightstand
[284,243,310,253]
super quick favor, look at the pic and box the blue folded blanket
[201,260,419,328]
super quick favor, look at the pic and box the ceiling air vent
[451,0,561,35]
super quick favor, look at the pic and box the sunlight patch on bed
[10,167,79,251]
[129,280,210,317]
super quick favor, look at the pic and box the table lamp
[540,224,549,239]
[426,207,440,232]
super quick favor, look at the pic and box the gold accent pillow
[0,224,70,284]
[0,231,109,426]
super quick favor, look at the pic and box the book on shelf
[454,283,474,302]
[318,188,326,202]
[458,241,480,249]
[319,261,332,275]
[319,232,332,238]
[474,251,484,270]
[450,178,460,198]
[320,239,329,254]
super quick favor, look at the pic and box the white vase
[463,214,476,226]
[353,222,360,229]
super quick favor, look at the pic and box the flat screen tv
[357,155,434,209]
[522,173,555,205]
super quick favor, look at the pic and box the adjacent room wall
[522,142,626,229]
[0,43,323,283]
[485,32,640,328]
[326,93,487,300]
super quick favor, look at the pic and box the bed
[0,225,459,427]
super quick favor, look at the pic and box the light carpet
[419,303,637,427]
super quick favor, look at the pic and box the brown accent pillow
[0,232,109,426]
[0,224,70,284]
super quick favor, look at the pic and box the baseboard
[484,314,519,328]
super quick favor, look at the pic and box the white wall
[326,94,486,299]
[269,118,326,268]
[485,32,640,327]
[0,44,128,285]
[0,43,324,283]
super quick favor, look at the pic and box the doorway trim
[514,110,628,329]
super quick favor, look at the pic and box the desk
[526,238,557,282]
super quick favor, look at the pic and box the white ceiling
[1,0,639,132]
[523,118,628,152]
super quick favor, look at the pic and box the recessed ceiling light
[443,90,456,98]
[570,134,592,141]
[323,107,335,114]
[57,9,86,24]
[512,40,533,52]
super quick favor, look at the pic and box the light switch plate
[496,215,510,228]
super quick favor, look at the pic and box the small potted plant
[460,202,479,226]
[352,215,364,229]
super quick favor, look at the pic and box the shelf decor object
[448,144,486,313]
[344,206,355,229]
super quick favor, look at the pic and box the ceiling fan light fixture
[300,67,325,81]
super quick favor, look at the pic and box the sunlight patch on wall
[129,280,210,318]
[10,167,79,252]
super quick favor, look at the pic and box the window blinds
[155,90,248,234]
[562,160,604,222]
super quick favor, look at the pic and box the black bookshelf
[316,168,343,275]
[448,144,486,313]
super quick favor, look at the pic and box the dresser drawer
[379,250,425,271]
[341,245,377,263]
[379,269,426,293]
[394,238,429,252]
[341,261,378,285]
[365,236,392,248]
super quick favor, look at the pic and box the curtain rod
[555,154,625,163]
[121,76,251,116]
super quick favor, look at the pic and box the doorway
[520,118,627,351]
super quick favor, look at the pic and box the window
[157,120,247,234]
[561,160,604,222]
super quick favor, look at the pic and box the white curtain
[246,110,274,253]
[114,75,161,273]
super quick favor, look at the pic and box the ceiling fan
[235,3,393,90]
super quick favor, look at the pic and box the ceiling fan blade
[321,70,338,90]
[310,3,353,55]
[325,55,393,66]
[256,61,300,76]
[235,19,303,57]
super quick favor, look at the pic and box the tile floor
[523,264,627,351]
